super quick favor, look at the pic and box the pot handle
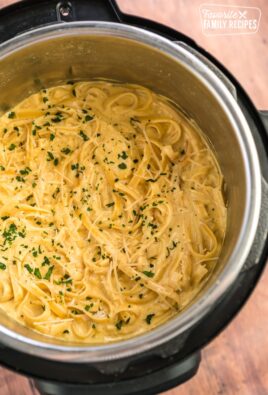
[0,0,198,46]
[0,0,122,43]
[55,0,122,22]
[33,352,201,395]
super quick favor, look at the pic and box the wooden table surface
[0,1,267,394]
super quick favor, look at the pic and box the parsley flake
[118,162,127,170]
[44,265,54,280]
[8,112,15,119]
[8,144,16,151]
[24,264,33,274]
[79,130,89,141]
[145,314,155,325]
[143,271,155,278]
[34,268,42,279]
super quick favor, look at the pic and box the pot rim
[0,21,262,363]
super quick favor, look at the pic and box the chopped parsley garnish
[145,314,155,325]
[106,202,115,208]
[47,152,58,166]
[8,143,16,151]
[8,111,15,119]
[34,268,42,279]
[44,265,54,280]
[0,262,6,270]
[130,116,140,123]
[24,264,33,274]
[143,271,155,278]
[16,176,25,183]
[115,320,123,330]
[71,163,84,177]
[2,223,20,245]
[55,274,73,285]
[118,151,128,160]
[85,303,93,311]
[47,151,54,161]
[85,114,94,122]
[42,256,50,266]
[50,133,55,141]
[79,130,89,141]
[71,309,82,315]
[71,163,79,170]
[52,187,60,199]
[51,113,63,123]
[152,200,164,207]
[19,167,31,175]
[43,97,49,103]
[61,147,72,155]
[118,162,127,170]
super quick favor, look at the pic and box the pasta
[0,81,227,343]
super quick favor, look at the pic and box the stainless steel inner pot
[0,22,262,362]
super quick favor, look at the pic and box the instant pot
[0,1,267,394]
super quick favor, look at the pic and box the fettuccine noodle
[0,81,226,343]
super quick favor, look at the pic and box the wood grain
[0,1,267,394]
[118,0,268,109]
